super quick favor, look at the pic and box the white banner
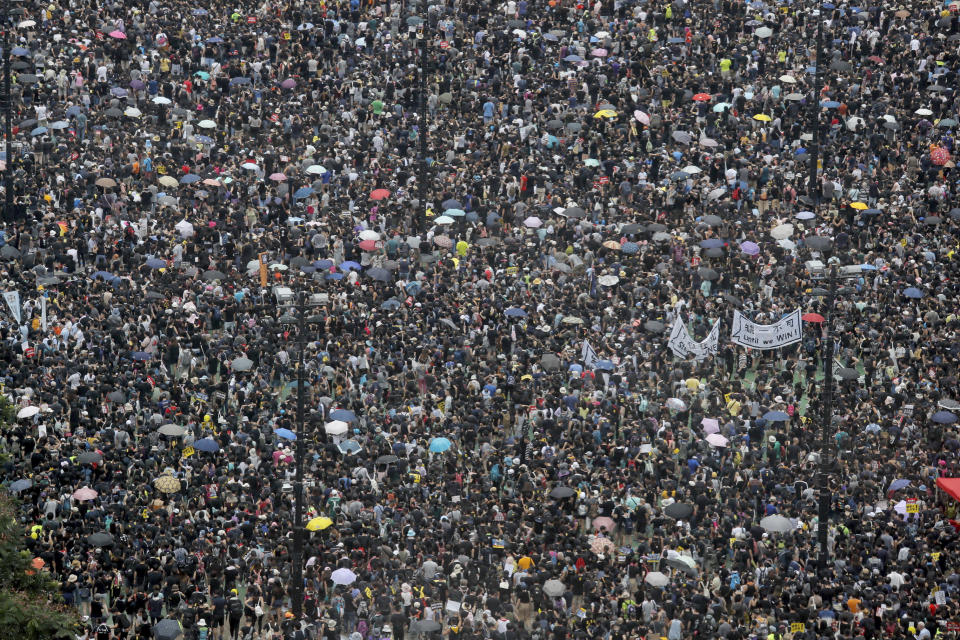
[3,291,20,324]
[40,296,47,331]
[581,340,600,369]
[668,319,721,360]
[731,308,803,350]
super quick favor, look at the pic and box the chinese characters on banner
[730,309,803,350]
[668,319,721,360]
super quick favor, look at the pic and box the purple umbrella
[130,79,145,90]
[740,241,760,256]
[281,78,296,89]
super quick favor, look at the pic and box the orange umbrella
[802,313,824,323]
[370,188,390,200]
[692,93,711,102]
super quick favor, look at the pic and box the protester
[2,0,960,640]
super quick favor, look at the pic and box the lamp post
[816,266,837,572]
[279,291,323,621]
[2,2,13,221]
[806,0,827,203]
[415,16,429,234]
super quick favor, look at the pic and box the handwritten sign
[906,499,919,514]
[790,623,806,633]
[182,446,195,458]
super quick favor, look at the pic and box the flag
[581,341,600,369]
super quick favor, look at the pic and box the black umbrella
[376,455,398,465]
[77,452,103,464]
[549,486,575,499]
[704,247,724,258]
[644,320,666,333]
[202,270,227,281]
[621,223,643,234]
[107,390,125,403]
[411,620,442,633]
[87,531,114,546]
[702,215,723,227]
[647,223,668,233]
[698,267,719,281]
[664,502,694,519]
[367,267,391,282]
[541,353,561,370]
[153,619,182,640]
[805,236,833,251]
[924,216,942,226]
[836,367,859,381]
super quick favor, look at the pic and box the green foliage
[0,495,78,640]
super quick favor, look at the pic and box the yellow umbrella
[306,516,333,531]
[153,475,181,494]
[850,202,867,210]
[593,109,617,119]
[753,114,772,122]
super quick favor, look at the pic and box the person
[227,589,244,640]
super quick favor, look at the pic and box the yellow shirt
[517,556,534,571]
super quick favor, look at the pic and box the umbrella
[702,418,720,434]
[232,356,253,371]
[72,487,98,501]
[590,536,615,554]
[543,580,566,597]
[593,516,616,532]
[429,437,452,453]
[764,411,790,422]
[644,572,669,587]
[550,486,575,499]
[330,409,357,422]
[702,215,723,227]
[17,406,39,419]
[505,307,528,318]
[306,516,334,531]
[411,621,442,634]
[95,177,117,188]
[87,531,114,546]
[706,433,729,448]
[933,411,958,424]
[158,424,185,437]
[740,241,760,256]
[9,479,32,492]
[903,287,923,299]
[274,428,297,441]
[194,438,220,453]
[331,568,357,585]
[338,440,363,455]
[644,320,665,333]
[805,236,833,251]
[153,475,181,494]
[153,619,182,640]
[889,479,911,492]
[755,26,773,38]
[692,93,711,102]
[759,515,794,534]
[698,268,719,281]
[325,421,349,435]
[523,216,543,228]
[836,368,859,381]
[802,313,824,323]
[770,223,794,239]
[664,503,693,519]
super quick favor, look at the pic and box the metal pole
[806,0,826,202]
[291,293,306,621]
[416,23,427,233]
[817,266,837,572]
[2,1,12,222]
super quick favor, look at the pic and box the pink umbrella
[109,30,126,39]
[593,516,616,533]
[701,418,719,434]
[269,172,287,181]
[72,487,98,501]
[202,178,221,187]
[589,535,615,554]
[281,78,297,89]
[358,239,378,251]
[591,48,608,57]
[634,110,650,125]
[705,433,729,448]
[931,147,951,166]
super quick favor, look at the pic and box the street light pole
[290,291,307,621]
[817,266,837,572]
[2,0,13,222]
[416,21,428,233]
[806,0,826,202]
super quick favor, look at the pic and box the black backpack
[229,597,243,617]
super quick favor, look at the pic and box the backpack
[229,597,243,617]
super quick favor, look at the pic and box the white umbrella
[666,398,687,411]
[846,116,865,131]
[197,119,216,129]
[523,216,543,228]
[777,239,797,250]
[779,75,797,84]
[915,108,933,116]
[755,26,773,38]
[759,514,794,533]
[324,421,349,435]
[682,165,702,174]
[708,187,726,200]
[706,433,729,448]
[152,96,172,105]
[597,274,619,286]
[241,162,259,170]
[434,215,454,225]
[770,223,794,240]
[331,568,357,585]
[123,107,142,117]
[17,406,39,419]
[175,219,195,238]
[305,164,327,174]
[358,230,380,241]
[644,571,669,587]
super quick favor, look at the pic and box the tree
[0,395,78,639]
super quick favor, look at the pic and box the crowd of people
[1,0,960,639]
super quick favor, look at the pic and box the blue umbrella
[864,422,881,433]
[862,208,882,215]
[194,438,220,453]
[429,437,452,453]
[145,258,167,269]
[30,126,47,136]
[206,36,224,43]
[569,364,583,374]
[622,242,639,254]
[700,238,725,249]
[763,410,790,422]
[314,259,333,269]
[405,281,421,294]
[65,105,82,117]
[594,360,615,371]
[339,261,362,271]
[110,87,128,97]
[903,287,923,299]
[563,54,583,62]
[10,46,29,56]
[326,272,344,280]
[180,174,201,184]
[230,77,252,85]
[131,351,152,361]
[820,100,841,108]
[90,270,117,282]
[330,409,357,422]
[860,264,877,270]
[274,428,297,441]
[49,120,70,130]
[505,307,527,318]
[933,410,958,424]
[192,8,208,15]
[338,440,362,455]
[9,478,32,492]
[381,299,401,310]
[293,186,314,199]
[444,208,466,217]
[195,135,214,144]
[442,198,462,210]
[888,479,910,492]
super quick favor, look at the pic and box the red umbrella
[358,239,378,251]
[370,188,390,200]
[931,147,951,166]
[802,313,825,323]
[692,93,712,102]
